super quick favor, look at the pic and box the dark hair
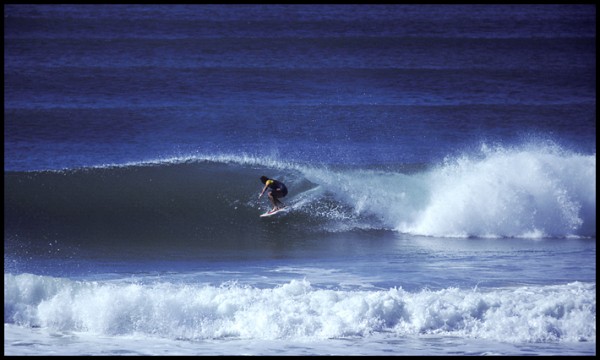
[260,176,269,184]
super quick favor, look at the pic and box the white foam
[403,144,595,238]
[303,142,595,238]
[4,273,596,343]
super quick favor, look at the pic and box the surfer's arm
[258,183,269,198]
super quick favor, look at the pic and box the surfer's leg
[275,198,284,208]
[276,188,287,208]
[267,192,278,210]
[269,191,284,210]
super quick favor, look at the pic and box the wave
[4,143,596,256]
[4,273,595,343]
[395,143,596,238]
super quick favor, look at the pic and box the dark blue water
[4,4,596,355]
[4,4,595,171]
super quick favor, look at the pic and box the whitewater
[4,274,595,344]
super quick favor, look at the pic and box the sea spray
[292,142,595,238]
[397,143,595,237]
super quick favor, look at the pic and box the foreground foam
[4,273,595,343]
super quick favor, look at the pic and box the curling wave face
[4,142,596,258]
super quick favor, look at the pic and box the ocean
[3,4,596,355]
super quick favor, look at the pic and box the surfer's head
[260,176,269,184]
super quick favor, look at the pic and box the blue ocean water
[4,4,596,355]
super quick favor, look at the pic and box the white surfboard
[260,207,288,217]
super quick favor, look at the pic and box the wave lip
[4,273,596,343]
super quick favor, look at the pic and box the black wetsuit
[266,179,288,198]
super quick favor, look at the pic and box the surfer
[258,176,288,212]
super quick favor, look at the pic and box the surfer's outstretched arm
[258,183,269,198]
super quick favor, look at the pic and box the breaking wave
[4,142,596,258]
